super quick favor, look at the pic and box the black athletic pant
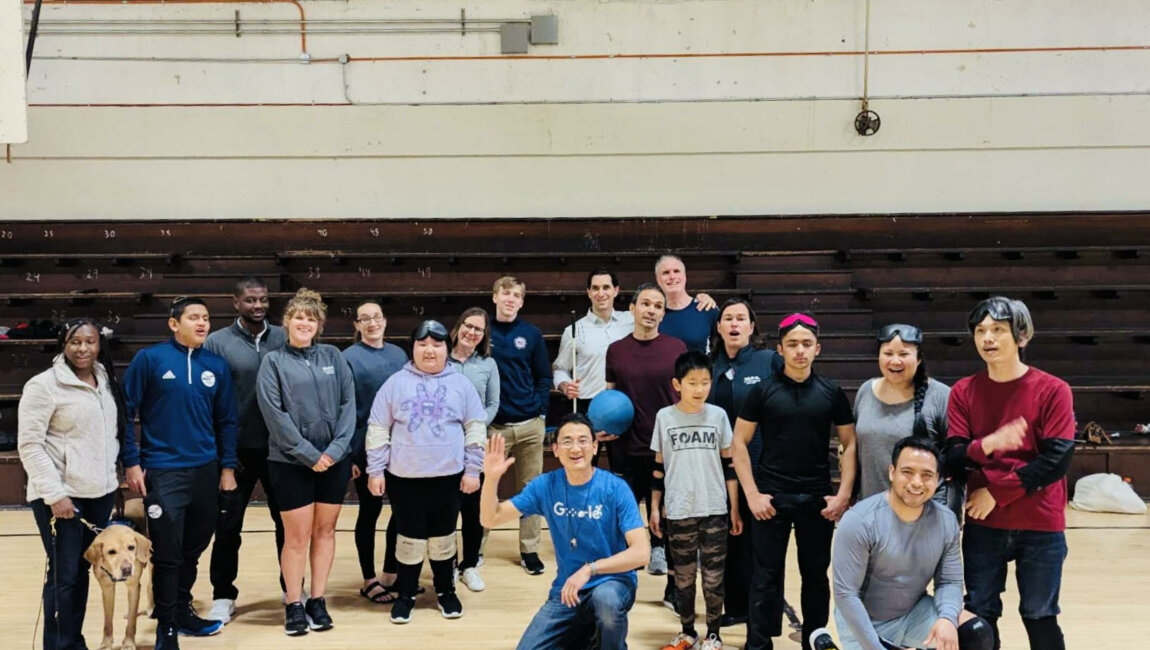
[146,461,219,627]
[723,483,755,619]
[747,494,834,650]
[210,447,285,599]
[458,472,484,570]
[386,471,462,598]
[352,462,399,580]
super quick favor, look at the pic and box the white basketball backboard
[0,0,28,144]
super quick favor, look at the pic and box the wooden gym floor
[1,506,1146,649]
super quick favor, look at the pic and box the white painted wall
[3,0,1150,219]
[0,0,27,144]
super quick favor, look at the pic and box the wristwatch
[586,561,598,576]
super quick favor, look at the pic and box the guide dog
[83,524,151,650]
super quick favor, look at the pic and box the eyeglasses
[777,312,819,336]
[877,323,923,344]
[557,439,595,449]
[411,319,449,342]
[356,315,385,324]
[460,322,486,335]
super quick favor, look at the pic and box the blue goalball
[587,389,634,437]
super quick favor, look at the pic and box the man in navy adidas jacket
[122,297,239,650]
[489,276,552,575]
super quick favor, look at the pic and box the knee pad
[427,534,457,562]
[958,616,996,650]
[395,534,428,566]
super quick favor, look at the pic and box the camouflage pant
[667,514,728,631]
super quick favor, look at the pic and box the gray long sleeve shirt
[832,492,963,650]
[204,318,286,449]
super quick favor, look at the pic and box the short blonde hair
[492,276,526,296]
[283,288,327,333]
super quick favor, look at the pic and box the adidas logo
[162,370,176,380]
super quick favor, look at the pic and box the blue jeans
[963,523,1067,620]
[517,578,636,650]
[31,492,117,650]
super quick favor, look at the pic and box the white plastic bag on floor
[1071,473,1147,514]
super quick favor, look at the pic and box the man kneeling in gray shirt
[826,438,993,650]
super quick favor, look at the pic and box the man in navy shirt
[122,297,240,650]
[655,255,719,354]
[488,276,553,575]
[481,413,649,650]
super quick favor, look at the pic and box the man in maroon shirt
[605,283,688,611]
[945,297,1075,650]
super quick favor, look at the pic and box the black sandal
[359,579,397,604]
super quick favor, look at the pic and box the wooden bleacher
[1,214,1149,503]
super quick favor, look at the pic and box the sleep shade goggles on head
[411,320,449,342]
[777,312,819,337]
[877,323,923,345]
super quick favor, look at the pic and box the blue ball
[587,389,634,437]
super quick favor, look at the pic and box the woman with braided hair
[19,318,127,650]
[853,323,960,520]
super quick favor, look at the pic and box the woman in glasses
[19,318,126,650]
[853,323,958,519]
[365,319,488,624]
[257,288,356,636]
[706,298,781,627]
[342,300,408,605]
[448,307,500,592]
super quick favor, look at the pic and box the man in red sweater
[945,297,1075,650]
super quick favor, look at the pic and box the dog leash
[33,514,108,649]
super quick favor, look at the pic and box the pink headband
[777,312,820,334]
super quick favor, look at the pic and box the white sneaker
[697,633,724,650]
[207,598,236,624]
[648,546,668,575]
[459,567,486,592]
[476,554,484,568]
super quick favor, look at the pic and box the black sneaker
[304,597,334,631]
[437,591,463,619]
[155,624,181,650]
[284,602,308,636]
[520,552,545,575]
[662,584,680,616]
[390,596,416,624]
[177,606,224,636]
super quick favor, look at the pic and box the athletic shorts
[268,458,352,511]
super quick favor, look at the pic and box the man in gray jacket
[204,276,287,623]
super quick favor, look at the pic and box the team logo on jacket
[201,370,216,387]
[744,376,762,385]
[322,366,335,375]
[514,336,527,350]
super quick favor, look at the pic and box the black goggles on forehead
[877,323,923,345]
[411,319,449,342]
[967,299,1012,331]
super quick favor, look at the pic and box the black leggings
[458,473,484,570]
[353,465,398,580]
[386,472,463,598]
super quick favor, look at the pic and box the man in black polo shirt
[731,313,857,650]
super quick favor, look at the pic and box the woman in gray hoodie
[19,318,126,650]
[257,289,355,636]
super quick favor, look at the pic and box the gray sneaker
[647,546,668,575]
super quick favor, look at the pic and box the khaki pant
[489,416,544,554]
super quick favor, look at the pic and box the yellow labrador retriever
[84,524,151,650]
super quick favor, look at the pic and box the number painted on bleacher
[316,228,328,238]
[0,230,12,239]
[43,229,54,238]
[340,307,354,319]
[368,228,380,238]
[51,309,67,320]
[25,272,40,283]
[358,267,371,278]
[138,267,153,280]
[106,311,121,324]
[307,266,321,279]
[418,266,432,278]
[159,228,172,237]
[412,305,425,316]
[421,227,434,236]
[85,269,99,280]
[104,229,116,239]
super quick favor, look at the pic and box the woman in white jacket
[18,318,125,650]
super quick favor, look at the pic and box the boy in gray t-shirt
[650,352,741,650]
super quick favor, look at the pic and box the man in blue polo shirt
[481,413,649,650]
[122,297,239,650]
[655,255,719,354]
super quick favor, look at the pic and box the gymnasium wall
[3,0,1150,219]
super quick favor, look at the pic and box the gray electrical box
[530,15,559,45]
[501,23,530,54]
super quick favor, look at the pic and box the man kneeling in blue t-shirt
[481,413,650,650]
